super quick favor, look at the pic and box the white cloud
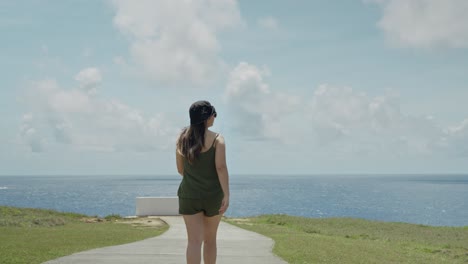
[367,0,468,49]
[19,69,178,153]
[19,113,45,152]
[110,0,243,85]
[224,62,301,141]
[74,67,102,95]
[224,62,468,157]
[224,62,270,139]
[305,85,445,156]
[257,16,278,30]
[444,118,468,156]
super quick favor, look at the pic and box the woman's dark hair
[177,100,216,164]
[177,122,206,164]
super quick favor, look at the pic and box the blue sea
[0,174,467,227]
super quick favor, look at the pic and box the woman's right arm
[176,149,184,176]
[215,135,230,215]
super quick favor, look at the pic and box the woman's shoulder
[208,130,224,144]
[215,133,225,145]
[208,130,223,138]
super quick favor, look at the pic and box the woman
[176,100,230,264]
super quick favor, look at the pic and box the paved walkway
[43,216,287,264]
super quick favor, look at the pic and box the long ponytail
[176,122,206,164]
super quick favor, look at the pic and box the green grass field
[2,206,468,264]
[0,206,168,264]
[225,214,468,264]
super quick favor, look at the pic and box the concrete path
[43,216,287,264]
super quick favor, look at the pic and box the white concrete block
[136,197,179,216]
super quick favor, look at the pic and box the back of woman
[175,100,230,264]
[178,132,223,200]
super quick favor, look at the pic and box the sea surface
[0,174,467,227]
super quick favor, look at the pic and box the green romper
[178,134,224,217]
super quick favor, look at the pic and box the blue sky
[1,0,468,175]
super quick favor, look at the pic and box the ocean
[0,174,467,227]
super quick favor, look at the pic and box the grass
[3,206,467,264]
[0,206,168,264]
[224,214,468,264]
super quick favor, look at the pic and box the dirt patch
[80,217,105,223]
[229,218,251,222]
[79,217,165,228]
[228,218,254,226]
[115,217,166,228]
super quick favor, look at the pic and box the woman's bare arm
[215,135,230,214]
[176,149,184,176]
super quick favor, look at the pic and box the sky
[1,0,468,176]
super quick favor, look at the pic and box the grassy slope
[0,206,168,264]
[225,214,468,264]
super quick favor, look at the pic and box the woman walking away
[176,100,230,264]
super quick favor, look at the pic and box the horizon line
[1,173,467,177]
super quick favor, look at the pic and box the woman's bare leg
[203,214,222,264]
[183,212,205,264]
